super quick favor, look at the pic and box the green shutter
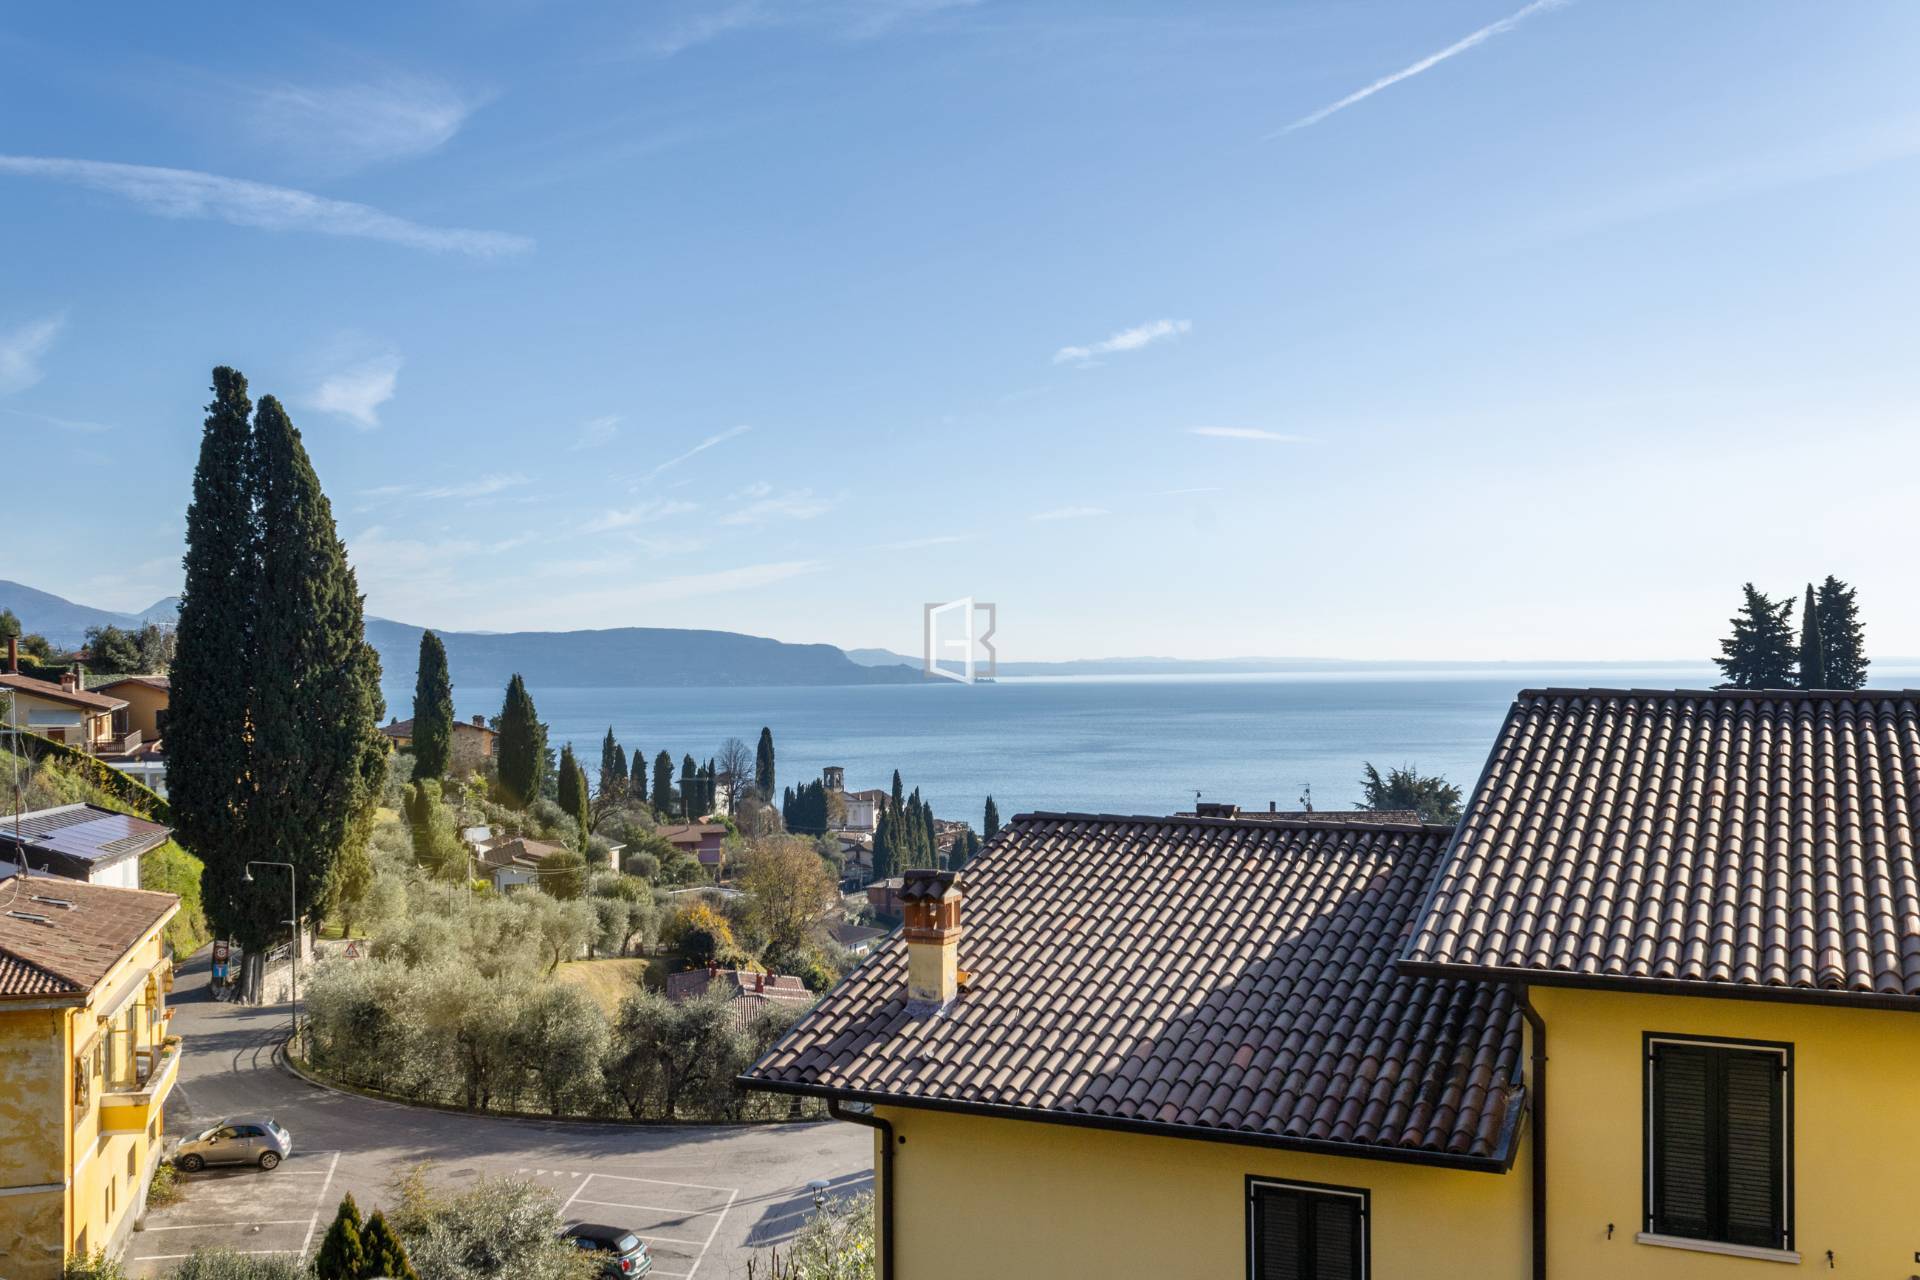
[1649,1041,1786,1249]
[1251,1184,1363,1280]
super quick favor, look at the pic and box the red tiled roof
[0,875,178,999]
[94,675,170,693]
[0,673,127,713]
[1403,688,1920,1007]
[745,812,1524,1166]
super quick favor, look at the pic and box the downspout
[1515,986,1547,1280]
[829,1098,895,1280]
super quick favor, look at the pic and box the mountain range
[1,580,919,688]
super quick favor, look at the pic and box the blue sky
[4,1,1919,661]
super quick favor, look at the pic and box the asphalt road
[129,948,870,1279]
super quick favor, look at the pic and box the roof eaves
[1014,809,1456,836]
[734,1075,1520,1174]
[1395,959,1920,1013]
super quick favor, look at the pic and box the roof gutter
[1515,985,1547,1280]
[745,1077,1514,1173]
[828,1098,894,1280]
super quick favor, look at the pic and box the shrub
[386,1168,599,1280]
[61,1249,127,1280]
[140,840,212,958]
[146,1158,181,1208]
[509,983,608,1115]
[165,1251,309,1279]
[744,1192,876,1280]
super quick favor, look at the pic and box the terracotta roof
[1403,688,1920,1008]
[1185,807,1428,826]
[666,967,812,1003]
[0,673,127,713]
[94,675,170,693]
[380,718,415,737]
[657,823,727,839]
[745,812,1524,1167]
[478,836,567,870]
[0,875,178,999]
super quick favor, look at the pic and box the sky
[3,1,1919,662]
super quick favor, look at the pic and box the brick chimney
[6,635,16,674]
[472,714,486,728]
[60,670,80,694]
[901,868,963,1014]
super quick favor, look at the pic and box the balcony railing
[91,728,143,757]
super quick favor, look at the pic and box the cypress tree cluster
[599,726,627,801]
[314,1193,417,1280]
[869,771,954,875]
[1715,578,1870,691]
[170,370,386,956]
[783,779,832,834]
[410,629,454,781]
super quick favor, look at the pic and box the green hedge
[11,729,170,822]
[141,840,212,957]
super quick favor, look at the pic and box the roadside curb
[273,1039,827,1134]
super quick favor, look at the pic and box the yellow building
[0,876,180,1278]
[91,676,169,743]
[748,688,1920,1279]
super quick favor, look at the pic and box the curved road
[130,948,869,1278]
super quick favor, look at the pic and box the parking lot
[127,1151,341,1272]
[529,1168,739,1277]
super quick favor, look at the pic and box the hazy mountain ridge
[0,580,179,646]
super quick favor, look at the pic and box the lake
[415,664,1813,827]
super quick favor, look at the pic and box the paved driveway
[129,950,870,1278]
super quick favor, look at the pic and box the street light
[244,861,299,1051]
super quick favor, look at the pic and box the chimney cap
[901,868,962,902]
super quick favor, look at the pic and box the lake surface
[406,663,1836,828]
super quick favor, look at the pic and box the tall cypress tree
[891,770,905,815]
[652,749,675,815]
[1715,583,1797,690]
[983,796,1000,840]
[755,727,776,799]
[496,674,542,808]
[681,754,699,818]
[1815,575,1869,690]
[599,726,621,797]
[558,743,590,839]
[872,807,895,881]
[1797,584,1827,690]
[171,368,266,949]
[630,747,648,804]
[411,630,454,781]
[612,743,629,799]
[248,395,387,936]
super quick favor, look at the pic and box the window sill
[1637,1233,1800,1264]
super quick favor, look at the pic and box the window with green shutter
[1247,1178,1367,1280]
[1645,1035,1792,1251]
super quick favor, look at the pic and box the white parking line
[139,1219,310,1232]
[687,1187,739,1280]
[298,1152,342,1256]
[585,1172,737,1195]
[135,1250,299,1263]
[572,1195,725,1217]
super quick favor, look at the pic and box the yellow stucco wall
[0,917,175,1278]
[106,683,168,740]
[1533,984,1920,1278]
[874,1105,1530,1279]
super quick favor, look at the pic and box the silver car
[172,1116,293,1172]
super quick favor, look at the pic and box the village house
[665,965,813,1028]
[0,806,173,890]
[656,822,728,873]
[378,713,499,766]
[472,834,569,892]
[1,646,128,757]
[0,875,181,1278]
[745,687,1920,1280]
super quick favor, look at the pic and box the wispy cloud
[2,406,110,433]
[646,425,751,480]
[879,533,975,550]
[1185,427,1309,442]
[1031,506,1110,521]
[0,313,65,395]
[0,156,532,257]
[570,414,622,451]
[617,560,825,602]
[310,353,401,428]
[720,487,837,526]
[647,0,979,55]
[250,77,474,174]
[583,500,701,532]
[1270,0,1570,138]
[364,473,528,501]
[1053,318,1191,366]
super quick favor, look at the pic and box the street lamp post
[244,861,299,1051]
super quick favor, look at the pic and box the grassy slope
[554,958,654,1016]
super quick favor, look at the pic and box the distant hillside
[365,618,923,694]
[0,580,175,647]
